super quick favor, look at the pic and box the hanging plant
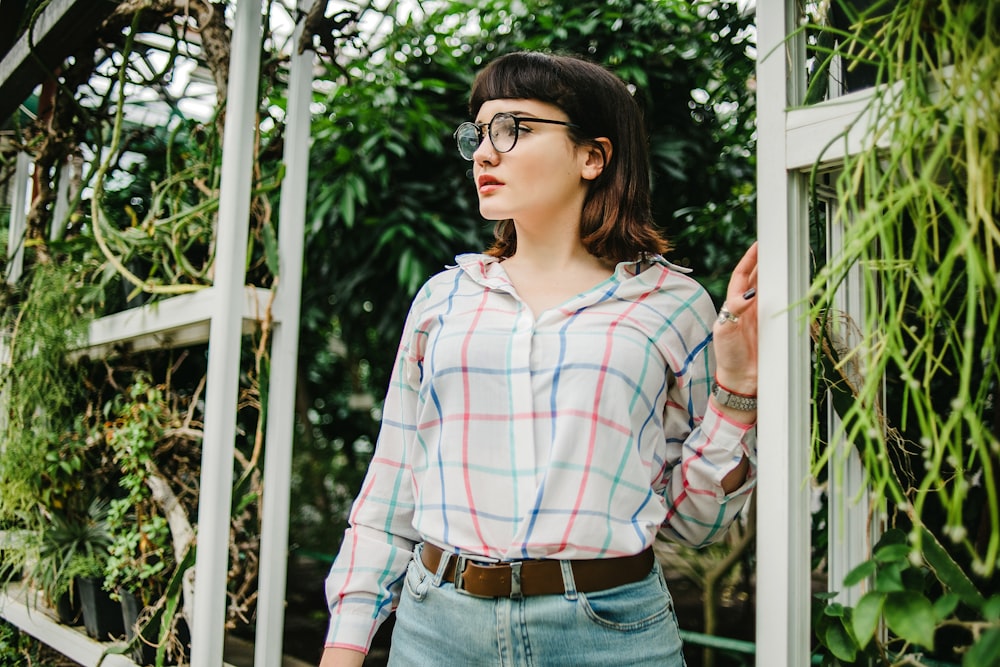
[806,0,1000,665]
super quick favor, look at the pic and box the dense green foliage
[806,1,1000,665]
[0,259,93,529]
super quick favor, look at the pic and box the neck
[507,209,590,267]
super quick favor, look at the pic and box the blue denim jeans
[387,544,686,667]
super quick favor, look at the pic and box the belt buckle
[453,554,499,598]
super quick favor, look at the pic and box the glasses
[453,112,578,160]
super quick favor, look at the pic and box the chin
[478,206,507,222]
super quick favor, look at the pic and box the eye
[491,115,518,140]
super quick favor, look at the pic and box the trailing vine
[89,11,209,298]
[806,0,1000,664]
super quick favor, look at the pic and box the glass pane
[804,0,882,104]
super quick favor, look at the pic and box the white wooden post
[254,0,314,663]
[191,1,263,664]
[755,1,813,665]
[50,157,74,241]
[5,152,30,285]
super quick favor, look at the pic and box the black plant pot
[120,589,156,665]
[120,589,190,665]
[78,575,124,640]
[56,581,83,626]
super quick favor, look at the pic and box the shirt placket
[506,300,538,554]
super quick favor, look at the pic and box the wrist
[712,372,756,397]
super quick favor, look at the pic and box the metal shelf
[0,584,251,667]
[0,0,117,123]
[77,286,278,358]
[0,586,139,667]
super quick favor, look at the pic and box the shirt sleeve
[656,315,758,548]
[323,297,425,652]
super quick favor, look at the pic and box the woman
[320,51,758,667]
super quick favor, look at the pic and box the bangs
[469,52,575,117]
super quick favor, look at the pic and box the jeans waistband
[420,543,654,599]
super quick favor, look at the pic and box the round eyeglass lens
[455,123,481,160]
[488,113,518,153]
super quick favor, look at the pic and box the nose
[472,133,498,165]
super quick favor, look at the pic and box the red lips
[477,174,503,190]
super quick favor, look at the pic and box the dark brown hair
[469,51,669,261]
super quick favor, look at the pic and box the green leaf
[824,602,846,618]
[874,528,908,549]
[873,543,911,563]
[843,559,877,587]
[984,596,1000,622]
[919,526,986,610]
[825,618,858,662]
[852,591,884,647]
[262,219,279,278]
[933,593,959,621]
[964,628,1000,667]
[875,563,906,592]
[884,591,936,650]
[340,181,356,228]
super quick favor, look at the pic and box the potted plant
[70,553,124,641]
[103,375,188,664]
[32,499,112,627]
[24,496,121,638]
[21,410,117,621]
[110,529,176,667]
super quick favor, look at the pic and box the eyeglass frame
[453,112,580,161]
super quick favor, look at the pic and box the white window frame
[755,2,889,664]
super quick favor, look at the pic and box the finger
[730,242,758,284]
[742,265,758,300]
[726,243,758,306]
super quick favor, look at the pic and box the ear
[580,137,612,181]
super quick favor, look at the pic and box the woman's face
[471,98,594,226]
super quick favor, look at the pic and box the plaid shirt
[325,253,757,652]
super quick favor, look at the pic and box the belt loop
[509,561,523,599]
[432,545,452,586]
[559,560,578,600]
[453,556,469,592]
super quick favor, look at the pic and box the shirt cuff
[325,611,379,655]
[702,404,758,501]
[706,400,757,436]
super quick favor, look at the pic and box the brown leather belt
[420,543,654,598]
